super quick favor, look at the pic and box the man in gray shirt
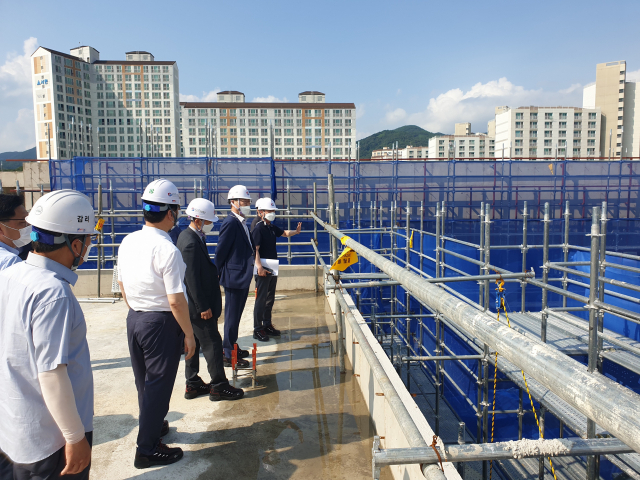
[0,190,97,480]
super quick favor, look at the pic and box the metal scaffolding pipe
[311,212,640,455]
[373,438,634,467]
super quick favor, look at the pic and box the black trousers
[222,287,249,358]
[254,274,278,332]
[0,449,13,480]
[185,316,228,389]
[127,310,183,455]
[12,432,93,480]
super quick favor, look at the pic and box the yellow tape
[340,235,349,245]
[330,247,358,271]
[409,230,414,249]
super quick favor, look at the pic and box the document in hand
[254,258,279,276]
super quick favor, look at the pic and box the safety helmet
[26,190,96,235]
[141,179,180,205]
[227,185,251,201]
[255,198,278,211]
[186,198,219,223]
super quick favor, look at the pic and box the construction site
[29,156,640,479]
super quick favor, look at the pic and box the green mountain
[357,125,439,159]
[0,147,36,171]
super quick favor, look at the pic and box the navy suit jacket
[215,213,255,290]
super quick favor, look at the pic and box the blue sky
[1,0,639,152]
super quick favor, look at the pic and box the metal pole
[562,200,570,308]
[287,179,291,265]
[521,200,528,313]
[313,182,318,294]
[435,315,442,436]
[479,201,484,307]
[405,201,411,270]
[335,294,345,374]
[587,205,600,480]
[312,213,640,454]
[419,201,424,274]
[541,202,550,342]
[538,407,545,479]
[97,180,103,298]
[483,204,491,312]
[440,200,446,278]
[598,201,608,371]
[482,344,489,480]
[435,202,441,279]
[328,174,337,264]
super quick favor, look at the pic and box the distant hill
[0,147,36,171]
[358,125,439,159]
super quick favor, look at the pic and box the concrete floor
[85,291,380,479]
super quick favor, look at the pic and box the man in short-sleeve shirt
[117,179,196,470]
[0,190,96,480]
[251,197,301,341]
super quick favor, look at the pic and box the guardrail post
[435,314,442,436]
[521,200,528,313]
[518,388,524,440]
[419,201,424,274]
[97,180,103,298]
[587,205,600,480]
[598,201,607,370]
[457,422,466,478]
[405,201,411,271]
[287,179,292,265]
[440,200,446,278]
[482,344,490,480]
[335,292,346,374]
[313,182,318,294]
[328,174,337,264]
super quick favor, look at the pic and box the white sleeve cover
[38,365,86,444]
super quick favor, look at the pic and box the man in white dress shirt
[117,179,196,469]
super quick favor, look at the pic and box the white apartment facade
[493,106,601,159]
[371,145,429,160]
[31,46,180,160]
[428,134,494,159]
[179,91,356,160]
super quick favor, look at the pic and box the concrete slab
[85,291,383,479]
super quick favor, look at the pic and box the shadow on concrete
[93,412,186,447]
[126,413,374,480]
[91,357,132,371]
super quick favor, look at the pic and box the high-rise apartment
[31,46,180,159]
[493,106,601,159]
[583,60,640,158]
[179,91,356,160]
[454,122,471,136]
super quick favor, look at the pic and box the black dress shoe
[235,345,249,358]
[210,384,244,401]
[264,325,281,337]
[223,356,251,369]
[253,329,269,342]
[160,420,169,437]
[185,381,211,399]
[134,441,183,469]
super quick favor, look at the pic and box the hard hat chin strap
[64,234,87,271]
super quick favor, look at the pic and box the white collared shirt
[0,253,93,463]
[0,240,21,271]
[232,211,252,245]
[117,225,187,312]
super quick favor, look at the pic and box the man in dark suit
[177,198,244,401]
[214,185,255,368]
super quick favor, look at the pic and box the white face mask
[235,202,251,217]
[201,222,214,234]
[82,242,93,264]
[0,223,32,248]
[265,212,276,222]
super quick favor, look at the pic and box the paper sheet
[253,258,279,276]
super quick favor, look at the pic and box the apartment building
[371,145,429,160]
[454,122,471,136]
[493,106,601,159]
[31,46,180,159]
[428,134,494,159]
[179,91,356,159]
[583,60,640,157]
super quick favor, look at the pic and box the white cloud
[179,89,221,102]
[559,83,582,94]
[252,95,288,103]
[0,37,37,99]
[385,108,407,124]
[626,69,640,82]
[0,108,35,152]
[383,77,584,134]
[0,38,38,152]
[356,103,365,119]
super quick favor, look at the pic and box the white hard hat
[227,185,251,200]
[186,198,219,223]
[141,179,180,205]
[26,190,96,235]
[255,198,278,211]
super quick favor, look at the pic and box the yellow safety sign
[331,247,358,271]
[95,218,105,233]
[409,230,414,248]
